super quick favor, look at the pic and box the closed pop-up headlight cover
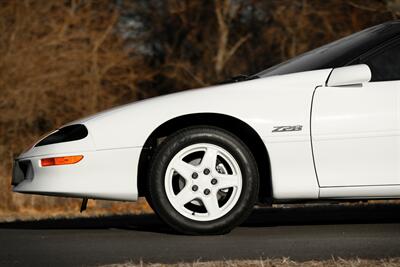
[35,124,88,147]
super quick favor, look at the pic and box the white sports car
[12,21,400,234]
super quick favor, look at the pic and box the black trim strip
[310,85,322,192]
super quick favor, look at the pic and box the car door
[311,39,400,187]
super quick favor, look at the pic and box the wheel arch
[137,113,272,203]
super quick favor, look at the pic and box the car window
[361,41,400,82]
[256,23,397,78]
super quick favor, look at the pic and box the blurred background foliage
[0,0,398,220]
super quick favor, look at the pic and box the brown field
[101,258,400,267]
[0,0,399,220]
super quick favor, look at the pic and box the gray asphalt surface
[1,203,400,267]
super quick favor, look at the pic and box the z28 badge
[272,125,303,132]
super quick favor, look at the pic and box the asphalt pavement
[1,203,400,266]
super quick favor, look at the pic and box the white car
[12,21,400,234]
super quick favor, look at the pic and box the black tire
[147,126,259,235]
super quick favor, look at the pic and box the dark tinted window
[256,22,400,77]
[361,41,400,82]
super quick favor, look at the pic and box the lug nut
[192,185,198,192]
[211,178,218,185]
[204,188,210,195]
[192,172,198,179]
[203,168,210,175]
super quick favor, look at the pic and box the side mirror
[326,64,371,87]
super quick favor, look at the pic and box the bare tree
[214,0,250,75]
[0,0,143,214]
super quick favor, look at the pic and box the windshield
[257,23,396,78]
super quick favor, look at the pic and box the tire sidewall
[148,127,259,235]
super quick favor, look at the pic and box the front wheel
[147,126,259,235]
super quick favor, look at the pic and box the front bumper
[12,147,141,201]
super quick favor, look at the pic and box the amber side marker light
[41,155,84,167]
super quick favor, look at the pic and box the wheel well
[137,113,272,203]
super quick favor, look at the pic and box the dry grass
[101,258,400,267]
[0,197,153,223]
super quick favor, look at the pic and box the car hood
[36,68,331,151]
[69,69,331,126]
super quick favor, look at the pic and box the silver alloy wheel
[164,143,243,221]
